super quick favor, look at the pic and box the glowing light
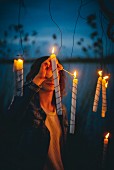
[105,81,108,88]
[98,70,102,77]
[103,76,109,80]
[52,47,54,54]
[105,133,110,139]
[74,71,76,79]
[14,58,23,70]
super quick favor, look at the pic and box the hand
[57,61,63,71]
[32,58,63,86]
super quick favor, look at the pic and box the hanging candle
[102,76,108,117]
[13,58,24,96]
[93,70,102,112]
[70,71,78,134]
[50,47,62,115]
[102,132,110,169]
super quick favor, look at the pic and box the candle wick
[63,68,74,76]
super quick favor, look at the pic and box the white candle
[93,71,102,112]
[102,76,108,117]
[13,58,24,96]
[102,133,110,169]
[50,47,62,115]
[70,71,78,134]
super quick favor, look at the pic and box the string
[70,0,83,59]
[99,11,109,74]
[79,0,95,21]
[66,1,82,90]
[81,0,94,7]
[62,68,74,76]
[18,0,24,56]
[49,0,62,54]
[99,10,104,71]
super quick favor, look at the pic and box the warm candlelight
[50,47,62,115]
[73,71,78,87]
[93,70,102,112]
[14,59,23,71]
[105,81,108,88]
[13,58,24,96]
[70,71,78,134]
[102,132,110,169]
[102,76,108,117]
[104,133,109,144]
[50,47,56,59]
[98,70,102,77]
[103,76,109,80]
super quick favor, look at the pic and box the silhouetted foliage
[52,34,57,40]
[76,13,103,57]
[14,24,23,32]
[32,31,38,36]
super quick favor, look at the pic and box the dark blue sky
[0,0,111,58]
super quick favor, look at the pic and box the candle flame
[98,70,102,77]
[103,76,109,80]
[74,71,76,78]
[18,59,23,63]
[52,47,54,54]
[14,58,23,71]
[105,133,110,139]
[105,81,108,88]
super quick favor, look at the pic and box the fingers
[42,58,51,69]
[56,59,63,71]
[57,62,63,70]
[42,57,63,71]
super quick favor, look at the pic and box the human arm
[6,57,63,126]
[32,57,63,86]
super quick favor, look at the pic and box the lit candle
[104,133,109,144]
[93,70,102,112]
[13,58,24,96]
[102,76,108,117]
[50,47,62,115]
[102,132,110,169]
[70,71,78,134]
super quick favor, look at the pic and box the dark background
[0,0,114,169]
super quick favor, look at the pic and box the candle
[102,132,110,169]
[50,47,62,115]
[93,70,102,112]
[14,59,23,70]
[13,58,24,96]
[70,71,78,134]
[102,76,108,117]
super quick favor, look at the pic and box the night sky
[0,0,114,170]
[0,0,109,57]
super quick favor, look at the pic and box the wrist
[32,75,45,86]
[27,81,42,93]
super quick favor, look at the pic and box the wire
[79,0,95,21]
[99,10,104,70]
[49,0,62,54]
[99,11,109,74]
[81,0,94,7]
[18,0,24,56]
[70,0,83,59]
